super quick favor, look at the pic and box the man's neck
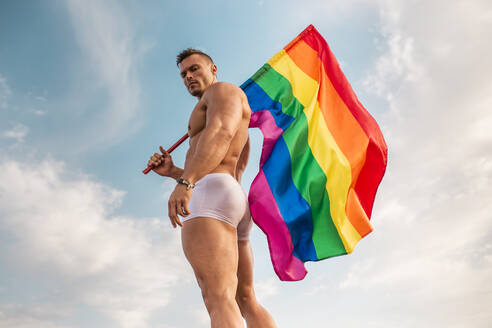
[196,79,218,100]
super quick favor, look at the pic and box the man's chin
[189,88,202,97]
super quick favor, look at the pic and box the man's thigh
[181,217,239,286]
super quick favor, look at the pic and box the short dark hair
[176,48,214,66]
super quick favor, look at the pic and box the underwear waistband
[196,172,236,185]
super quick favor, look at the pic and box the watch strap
[177,177,195,190]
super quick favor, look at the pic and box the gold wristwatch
[177,177,195,190]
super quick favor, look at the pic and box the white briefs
[183,173,253,240]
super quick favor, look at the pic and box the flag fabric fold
[240,24,388,281]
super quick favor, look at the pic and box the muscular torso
[186,84,251,179]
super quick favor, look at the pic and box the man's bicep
[205,85,243,136]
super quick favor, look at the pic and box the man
[148,49,277,328]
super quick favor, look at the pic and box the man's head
[176,48,217,98]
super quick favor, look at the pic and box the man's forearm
[168,166,184,180]
[181,129,233,183]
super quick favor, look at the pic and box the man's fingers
[168,200,177,228]
[160,146,170,158]
[177,200,186,217]
[172,202,182,227]
[168,189,188,228]
[149,153,163,167]
[154,153,163,161]
[171,214,180,227]
[182,200,190,217]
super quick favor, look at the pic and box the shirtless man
[148,49,277,328]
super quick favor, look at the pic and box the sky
[0,0,491,327]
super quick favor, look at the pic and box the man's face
[179,54,217,97]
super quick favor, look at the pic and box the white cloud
[0,157,190,328]
[335,0,492,326]
[0,304,73,328]
[254,277,279,302]
[31,108,47,116]
[65,0,149,151]
[2,123,29,143]
[296,0,372,22]
[161,178,176,201]
[192,307,209,326]
[0,74,11,109]
[362,30,424,100]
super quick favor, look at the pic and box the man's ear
[211,64,218,76]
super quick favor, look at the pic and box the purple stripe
[249,110,283,166]
[248,110,307,281]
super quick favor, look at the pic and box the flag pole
[142,133,189,174]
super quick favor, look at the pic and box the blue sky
[1,1,491,327]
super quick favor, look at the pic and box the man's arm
[235,136,250,183]
[165,147,193,180]
[181,82,243,184]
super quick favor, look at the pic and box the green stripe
[252,63,347,258]
[251,64,304,118]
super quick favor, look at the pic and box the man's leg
[235,240,277,328]
[181,217,244,328]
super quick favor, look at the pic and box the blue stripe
[242,78,317,262]
[241,78,294,131]
[262,137,318,261]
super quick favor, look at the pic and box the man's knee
[200,276,239,310]
[235,284,256,311]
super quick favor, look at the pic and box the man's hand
[168,183,192,228]
[148,146,177,177]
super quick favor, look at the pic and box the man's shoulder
[206,82,244,99]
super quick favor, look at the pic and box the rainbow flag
[240,25,388,281]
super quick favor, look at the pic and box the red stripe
[300,25,388,218]
[284,39,373,237]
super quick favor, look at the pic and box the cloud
[0,304,73,328]
[0,157,190,328]
[333,0,492,326]
[161,178,176,201]
[31,109,47,116]
[291,0,375,25]
[254,277,279,302]
[2,123,29,143]
[0,74,11,109]
[192,307,209,326]
[65,0,149,151]
[362,30,423,100]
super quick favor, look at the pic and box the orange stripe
[285,39,372,237]
[284,39,319,81]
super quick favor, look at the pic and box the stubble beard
[189,87,202,97]
[188,76,215,97]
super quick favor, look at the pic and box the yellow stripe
[268,50,362,252]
